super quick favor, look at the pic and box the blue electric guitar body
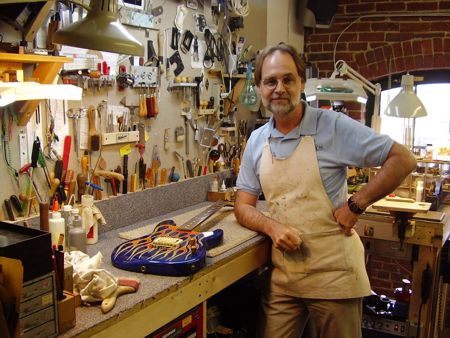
[111,200,228,276]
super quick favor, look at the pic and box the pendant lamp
[53,0,144,56]
[383,74,427,118]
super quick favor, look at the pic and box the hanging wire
[1,107,20,190]
[332,11,450,65]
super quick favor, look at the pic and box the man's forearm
[235,202,275,235]
[354,142,416,208]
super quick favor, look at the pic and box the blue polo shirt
[236,102,394,208]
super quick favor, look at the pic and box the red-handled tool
[62,135,71,182]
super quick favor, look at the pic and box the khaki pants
[258,287,363,338]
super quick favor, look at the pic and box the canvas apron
[259,136,371,299]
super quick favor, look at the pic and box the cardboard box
[63,262,73,293]
[57,291,76,334]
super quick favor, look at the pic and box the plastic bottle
[49,211,65,249]
[415,180,424,202]
[210,176,219,192]
[81,194,98,244]
[69,208,87,253]
[60,204,73,249]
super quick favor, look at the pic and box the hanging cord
[332,11,450,65]
[1,107,20,190]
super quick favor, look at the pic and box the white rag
[65,251,118,303]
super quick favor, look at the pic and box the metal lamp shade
[384,74,427,118]
[53,0,144,56]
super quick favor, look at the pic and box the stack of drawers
[19,272,58,337]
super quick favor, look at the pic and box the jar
[394,278,412,304]
[425,144,433,160]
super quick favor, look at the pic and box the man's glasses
[261,75,300,90]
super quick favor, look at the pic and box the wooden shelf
[0,53,72,126]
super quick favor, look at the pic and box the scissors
[218,143,230,163]
[218,143,241,166]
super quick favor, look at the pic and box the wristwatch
[347,195,366,214]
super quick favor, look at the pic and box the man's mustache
[270,95,291,100]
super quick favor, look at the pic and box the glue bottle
[60,204,73,249]
[49,211,65,249]
[69,208,87,253]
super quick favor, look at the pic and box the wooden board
[372,196,431,213]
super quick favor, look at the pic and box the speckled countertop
[58,174,268,337]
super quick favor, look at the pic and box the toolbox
[0,221,52,282]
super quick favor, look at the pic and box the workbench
[355,205,450,338]
[59,201,270,337]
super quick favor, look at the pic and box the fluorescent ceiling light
[384,74,427,118]
[0,82,82,102]
[304,78,368,104]
[0,87,16,107]
[53,0,144,56]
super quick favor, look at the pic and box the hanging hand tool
[168,166,176,182]
[174,151,187,179]
[122,154,128,194]
[88,106,100,151]
[37,150,52,188]
[76,173,87,202]
[193,37,199,62]
[146,167,154,188]
[169,51,184,76]
[151,145,161,187]
[170,26,180,50]
[61,135,71,182]
[20,163,42,203]
[160,168,167,185]
[180,30,194,54]
[139,158,146,190]
[146,40,158,67]
[49,178,60,199]
[184,114,190,155]
[90,175,103,200]
[130,163,137,193]
[67,109,80,157]
[81,152,89,177]
[32,137,51,188]
[95,170,124,182]
[186,159,194,178]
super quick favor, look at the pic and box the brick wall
[303,0,450,120]
[303,0,450,330]
[367,256,413,298]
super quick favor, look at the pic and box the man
[234,43,416,338]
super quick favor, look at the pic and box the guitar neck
[180,200,228,231]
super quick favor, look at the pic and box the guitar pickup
[153,237,183,247]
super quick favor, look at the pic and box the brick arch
[352,38,450,81]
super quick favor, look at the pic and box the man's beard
[268,96,298,117]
